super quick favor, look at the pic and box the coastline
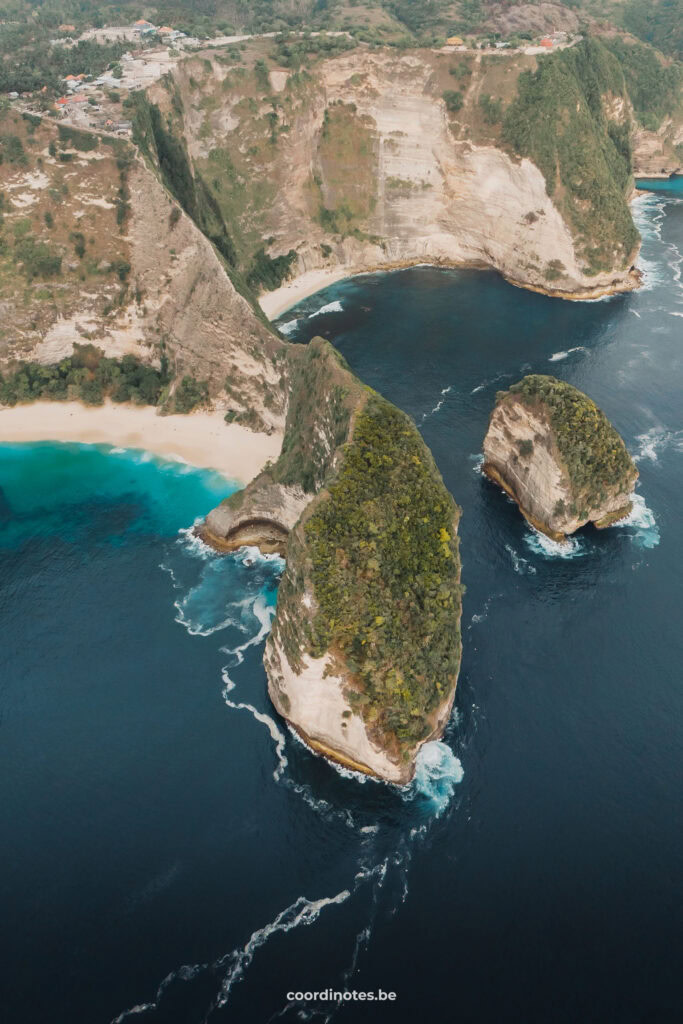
[259,266,352,318]
[0,400,282,484]
[260,257,641,322]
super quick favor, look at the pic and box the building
[540,38,553,48]
[446,35,464,46]
[133,19,154,32]
[59,24,76,32]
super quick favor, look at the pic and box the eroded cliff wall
[144,40,645,302]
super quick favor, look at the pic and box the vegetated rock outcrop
[483,375,638,539]
[202,338,463,784]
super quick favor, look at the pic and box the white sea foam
[470,453,485,475]
[548,346,587,362]
[309,300,343,318]
[216,889,351,1007]
[408,741,463,816]
[471,371,510,395]
[505,543,537,574]
[524,529,586,559]
[613,493,660,550]
[634,426,683,463]
[221,670,288,781]
[277,317,300,336]
[220,594,276,665]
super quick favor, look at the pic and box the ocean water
[636,176,683,196]
[2,189,682,1024]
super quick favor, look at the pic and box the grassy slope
[0,112,135,360]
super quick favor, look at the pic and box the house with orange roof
[540,38,553,48]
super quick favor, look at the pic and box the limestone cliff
[141,38,646,304]
[483,375,638,539]
[203,339,463,784]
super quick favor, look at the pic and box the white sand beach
[0,401,282,484]
[259,267,351,319]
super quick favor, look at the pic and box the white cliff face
[263,50,639,300]
[483,394,636,537]
[265,632,408,784]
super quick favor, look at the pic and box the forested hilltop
[1,0,681,57]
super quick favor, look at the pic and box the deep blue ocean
[1,189,682,1024]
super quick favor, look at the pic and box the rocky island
[483,375,638,539]
[203,339,463,784]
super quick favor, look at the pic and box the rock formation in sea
[482,374,638,539]
[202,339,463,784]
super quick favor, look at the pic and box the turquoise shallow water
[2,188,683,1023]
[636,176,683,195]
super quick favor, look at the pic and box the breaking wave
[524,529,586,559]
[548,346,587,362]
[408,741,464,816]
[613,493,660,550]
[309,300,343,318]
[277,317,300,337]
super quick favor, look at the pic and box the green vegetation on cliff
[502,39,638,274]
[0,346,169,407]
[603,38,682,130]
[304,395,462,754]
[504,374,636,512]
[273,341,354,492]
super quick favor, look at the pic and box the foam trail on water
[309,300,343,318]
[470,453,484,475]
[634,426,683,463]
[220,594,276,665]
[406,741,464,816]
[221,670,288,781]
[215,890,351,1009]
[505,543,537,574]
[548,346,587,362]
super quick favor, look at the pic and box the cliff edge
[483,375,638,539]
[202,339,463,784]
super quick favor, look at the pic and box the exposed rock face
[265,634,410,784]
[483,375,638,538]
[152,44,642,304]
[203,339,463,784]
[202,480,309,554]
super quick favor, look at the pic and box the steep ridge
[202,339,463,784]
[0,109,286,431]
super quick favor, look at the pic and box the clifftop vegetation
[502,38,638,275]
[503,374,636,513]
[304,394,462,757]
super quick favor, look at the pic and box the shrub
[15,237,62,279]
[173,375,209,413]
[443,89,464,112]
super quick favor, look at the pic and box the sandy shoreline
[259,266,352,319]
[0,401,282,484]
